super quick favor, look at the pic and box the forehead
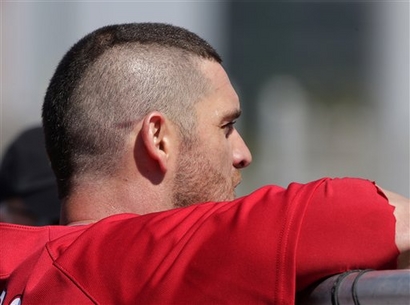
[196,60,240,121]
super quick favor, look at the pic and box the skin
[61,59,409,269]
[172,60,251,208]
[380,188,410,268]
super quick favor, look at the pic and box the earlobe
[141,112,170,173]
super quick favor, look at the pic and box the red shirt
[0,178,398,304]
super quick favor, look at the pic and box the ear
[141,111,172,173]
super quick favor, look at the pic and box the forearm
[379,188,410,268]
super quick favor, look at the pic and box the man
[1,23,408,304]
[0,126,60,225]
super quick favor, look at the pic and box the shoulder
[0,223,82,279]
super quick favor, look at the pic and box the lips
[233,170,242,188]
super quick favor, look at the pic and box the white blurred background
[1,1,409,197]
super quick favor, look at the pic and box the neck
[60,176,173,225]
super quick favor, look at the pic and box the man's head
[43,22,251,212]
[0,127,60,225]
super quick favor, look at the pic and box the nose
[232,131,252,169]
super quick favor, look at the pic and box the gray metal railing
[298,269,410,305]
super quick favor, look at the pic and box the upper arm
[295,178,400,291]
[378,187,410,268]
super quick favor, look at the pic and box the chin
[226,188,237,201]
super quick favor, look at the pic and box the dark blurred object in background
[0,126,60,225]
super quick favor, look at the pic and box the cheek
[201,130,234,170]
[203,142,229,171]
[217,141,234,170]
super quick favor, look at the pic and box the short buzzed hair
[42,23,222,198]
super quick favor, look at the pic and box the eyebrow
[222,109,242,122]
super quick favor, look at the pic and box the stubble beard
[172,143,239,209]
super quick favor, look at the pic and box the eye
[222,121,236,137]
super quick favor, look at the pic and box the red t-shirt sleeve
[295,177,399,291]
